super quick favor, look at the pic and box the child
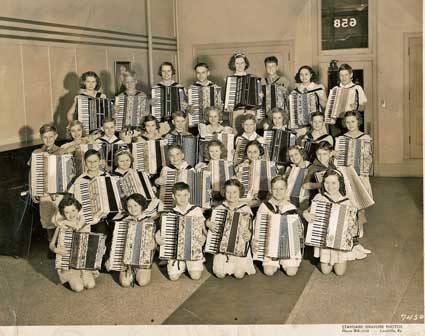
[115,194,157,287]
[303,170,358,276]
[300,112,334,163]
[253,175,302,276]
[61,120,101,154]
[263,107,290,131]
[261,56,290,115]
[225,52,258,133]
[234,114,264,165]
[198,107,234,138]
[329,64,368,137]
[303,141,336,197]
[165,111,192,137]
[155,144,192,189]
[96,118,123,145]
[29,124,65,253]
[207,179,255,279]
[137,115,166,141]
[291,66,327,137]
[113,71,148,123]
[67,71,107,123]
[283,145,311,209]
[49,196,97,292]
[340,110,373,238]
[156,182,206,280]
[111,150,133,177]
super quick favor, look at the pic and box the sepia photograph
[0,0,423,335]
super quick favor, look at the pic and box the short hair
[80,71,101,90]
[270,175,287,188]
[316,141,333,152]
[168,144,184,154]
[58,195,82,217]
[84,149,102,161]
[172,110,187,120]
[172,181,190,194]
[223,179,245,198]
[114,150,134,167]
[123,70,137,81]
[310,112,325,122]
[206,139,227,160]
[123,193,148,213]
[270,107,289,126]
[68,120,87,137]
[338,63,353,74]
[102,117,116,126]
[264,56,279,66]
[294,65,317,83]
[342,110,363,127]
[203,106,222,123]
[245,140,265,158]
[141,115,160,130]
[194,62,209,71]
[39,123,57,136]
[320,169,346,196]
[158,62,176,76]
[228,52,250,71]
[242,113,256,124]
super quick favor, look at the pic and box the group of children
[30,52,373,292]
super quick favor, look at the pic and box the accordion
[289,91,313,129]
[325,86,358,124]
[159,214,205,261]
[286,167,310,207]
[224,75,261,111]
[303,139,320,164]
[239,160,277,199]
[209,160,235,194]
[335,136,372,176]
[338,166,375,210]
[159,169,211,211]
[205,208,252,257]
[114,95,147,131]
[102,143,130,173]
[234,137,250,166]
[109,218,156,271]
[118,169,156,201]
[261,83,287,114]
[77,96,114,133]
[31,153,74,196]
[151,85,185,122]
[132,140,167,175]
[55,230,106,271]
[75,176,122,225]
[74,143,104,177]
[199,132,235,162]
[253,213,304,261]
[166,134,200,167]
[305,200,358,251]
[187,85,222,127]
[263,129,297,165]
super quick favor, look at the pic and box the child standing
[156,182,206,280]
[253,175,302,276]
[49,196,98,292]
[207,179,255,279]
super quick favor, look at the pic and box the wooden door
[408,37,423,159]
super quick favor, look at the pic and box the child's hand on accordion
[155,176,166,186]
[303,210,316,223]
[155,231,164,246]
[195,162,207,170]
[54,245,68,256]
[148,237,157,250]
[241,230,252,242]
[206,219,217,232]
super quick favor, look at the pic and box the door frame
[403,32,423,160]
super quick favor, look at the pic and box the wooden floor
[0,177,423,326]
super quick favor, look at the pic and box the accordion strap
[169,205,198,216]
[322,193,349,204]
